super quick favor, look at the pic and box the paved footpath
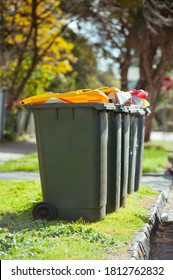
[142,172,172,200]
[0,171,40,180]
[0,136,37,162]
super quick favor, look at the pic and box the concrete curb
[129,192,166,260]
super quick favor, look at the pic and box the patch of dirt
[140,194,159,210]
[150,222,173,260]
[106,245,130,260]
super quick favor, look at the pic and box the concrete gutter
[129,192,167,260]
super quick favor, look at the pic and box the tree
[48,30,120,92]
[60,0,173,141]
[0,0,74,108]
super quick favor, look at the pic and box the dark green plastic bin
[127,108,138,194]
[134,108,149,191]
[120,107,130,207]
[107,105,122,213]
[27,103,114,222]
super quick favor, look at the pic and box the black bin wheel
[33,202,57,221]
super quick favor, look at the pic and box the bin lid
[137,108,146,115]
[127,107,146,115]
[144,108,151,115]
[24,102,116,111]
[113,105,129,113]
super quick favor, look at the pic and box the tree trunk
[120,49,131,90]
[144,83,163,141]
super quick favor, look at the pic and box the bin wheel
[33,202,57,221]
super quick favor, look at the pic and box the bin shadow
[0,206,63,234]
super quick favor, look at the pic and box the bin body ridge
[135,110,146,191]
[120,112,130,207]
[107,109,122,213]
[128,112,138,194]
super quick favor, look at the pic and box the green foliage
[49,72,78,93]
[49,31,120,92]
[0,0,74,106]
[18,63,55,97]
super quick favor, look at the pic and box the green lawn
[0,180,157,260]
[0,139,169,259]
[0,153,38,171]
[143,141,172,172]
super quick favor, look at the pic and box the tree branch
[9,0,39,91]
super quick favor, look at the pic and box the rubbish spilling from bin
[20,87,150,108]
[20,86,150,222]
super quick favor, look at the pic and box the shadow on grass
[0,206,63,233]
[0,207,72,258]
[0,207,118,259]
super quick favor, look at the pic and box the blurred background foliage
[1,0,173,140]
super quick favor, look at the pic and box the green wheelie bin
[134,108,150,191]
[107,105,122,213]
[26,102,114,222]
[120,107,130,207]
[127,107,138,194]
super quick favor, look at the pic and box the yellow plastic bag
[95,87,121,95]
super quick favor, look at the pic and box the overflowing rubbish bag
[20,86,150,222]
[20,87,150,108]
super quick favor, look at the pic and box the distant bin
[107,106,135,211]
[27,103,114,222]
[134,108,149,191]
[127,108,138,194]
[107,105,122,213]
[106,105,148,212]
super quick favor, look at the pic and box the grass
[0,180,157,260]
[143,141,172,172]
[0,140,172,173]
[0,153,38,171]
[0,139,168,259]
